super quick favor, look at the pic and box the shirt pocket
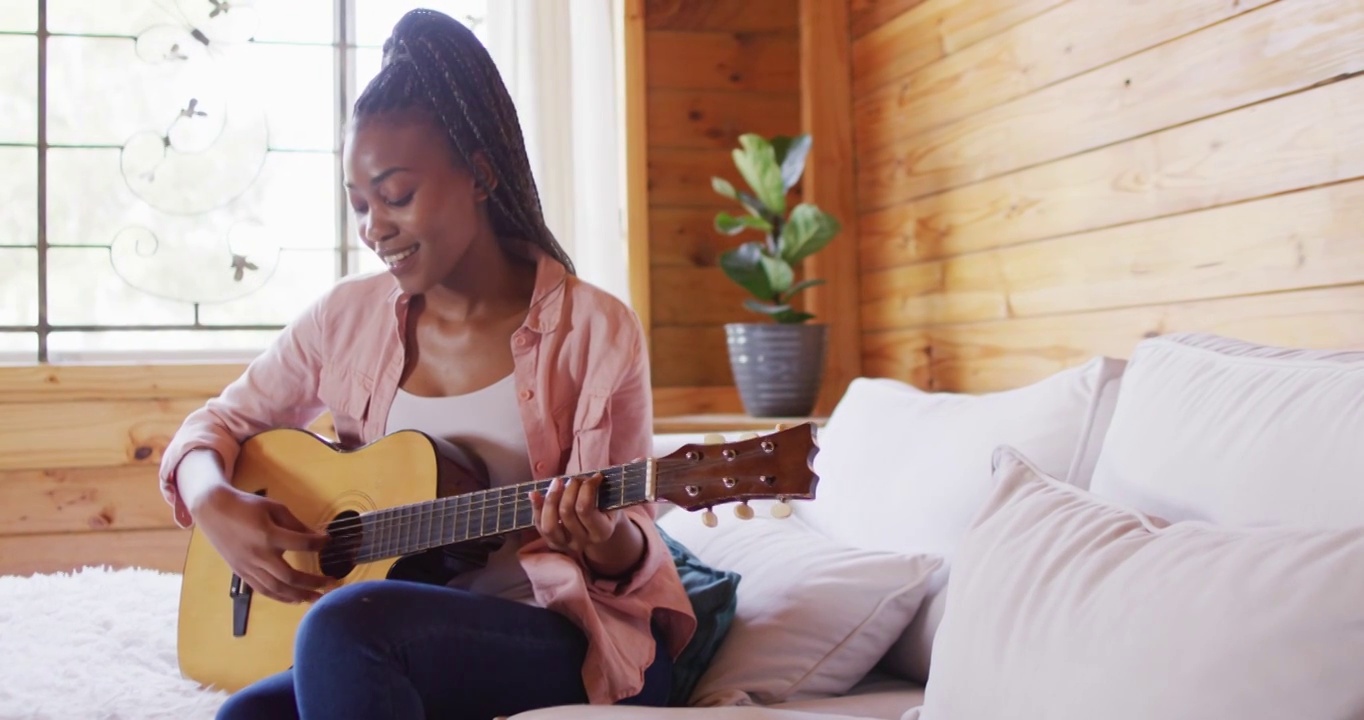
[317,364,373,445]
[568,389,612,474]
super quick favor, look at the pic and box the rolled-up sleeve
[158,296,330,527]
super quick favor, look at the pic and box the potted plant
[712,133,841,417]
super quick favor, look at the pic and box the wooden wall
[636,0,804,409]
[0,365,244,576]
[852,0,1364,392]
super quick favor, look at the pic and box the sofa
[508,331,1364,720]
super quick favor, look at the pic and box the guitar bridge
[229,573,252,637]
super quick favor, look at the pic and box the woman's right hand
[191,484,334,604]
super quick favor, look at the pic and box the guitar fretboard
[352,461,653,563]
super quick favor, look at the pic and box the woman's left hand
[529,473,620,554]
[529,473,645,577]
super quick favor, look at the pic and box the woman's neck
[422,234,536,323]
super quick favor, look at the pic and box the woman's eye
[385,192,414,207]
[350,202,369,215]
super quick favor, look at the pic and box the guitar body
[177,428,486,693]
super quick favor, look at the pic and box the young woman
[158,9,696,719]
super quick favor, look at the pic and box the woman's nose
[362,211,399,245]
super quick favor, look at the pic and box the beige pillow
[918,446,1364,720]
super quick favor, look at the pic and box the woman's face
[343,111,489,295]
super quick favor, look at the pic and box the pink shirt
[159,248,697,704]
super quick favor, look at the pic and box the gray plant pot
[725,322,828,418]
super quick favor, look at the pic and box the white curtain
[484,0,631,305]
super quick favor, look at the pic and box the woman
[159,9,696,719]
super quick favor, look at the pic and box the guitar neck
[349,460,655,563]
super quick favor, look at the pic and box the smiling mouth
[380,244,419,267]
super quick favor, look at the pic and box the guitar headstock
[653,422,819,525]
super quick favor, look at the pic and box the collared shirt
[159,248,697,704]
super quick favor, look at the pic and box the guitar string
[315,464,680,556]
[316,461,794,563]
[315,465,672,559]
[313,455,738,536]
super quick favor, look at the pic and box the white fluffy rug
[0,566,229,720]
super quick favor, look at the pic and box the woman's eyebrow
[344,167,412,189]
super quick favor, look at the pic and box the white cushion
[1089,332,1364,527]
[918,446,1364,720]
[655,510,941,707]
[796,358,1124,681]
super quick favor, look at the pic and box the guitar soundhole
[320,510,362,579]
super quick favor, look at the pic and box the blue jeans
[215,580,672,720]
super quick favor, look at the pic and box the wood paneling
[800,0,863,415]
[853,0,1364,391]
[0,528,189,576]
[857,0,1364,210]
[860,73,1364,268]
[850,0,929,40]
[647,89,801,150]
[862,179,1364,329]
[0,398,205,472]
[855,0,1274,153]
[646,31,800,93]
[0,464,172,535]
[0,363,243,402]
[641,0,803,394]
[653,385,745,416]
[851,0,1066,97]
[646,0,799,32]
[625,0,653,342]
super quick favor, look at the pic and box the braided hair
[353,9,575,274]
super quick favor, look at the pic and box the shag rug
[0,566,229,720]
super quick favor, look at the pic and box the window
[0,0,488,362]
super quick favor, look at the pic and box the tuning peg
[737,432,758,441]
[734,501,754,520]
[771,499,793,519]
[702,433,726,445]
[701,508,718,528]
[773,423,793,432]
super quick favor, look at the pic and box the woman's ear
[470,151,498,201]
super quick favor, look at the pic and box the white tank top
[385,374,537,605]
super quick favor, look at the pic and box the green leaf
[772,134,812,191]
[720,242,774,300]
[760,254,794,295]
[774,309,816,324]
[780,203,842,264]
[714,211,772,236]
[778,277,825,302]
[733,134,786,216]
[743,299,793,316]
[711,176,737,200]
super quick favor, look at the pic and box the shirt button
[514,335,528,347]
[519,389,533,401]
[535,461,546,472]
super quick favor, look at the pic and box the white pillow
[796,357,1124,681]
[655,509,941,707]
[1089,332,1364,527]
[918,446,1364,720]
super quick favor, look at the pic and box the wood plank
[857,0,1364,209]
[860,72,1364,267]
[0,464,174,535]
[625,0,653,342]
[645,0,799,32]
[651,266,754,326]
[0,398,206,472]
[880,284,1364,394]
[647,149,735,207]
[646,31,799,93]
[858,328,933,388]
[855,0,1275,153]
[862,180,1364,329]
[651,325,732,387]
[0,528,189,576]
[800,0,863,416]
[0,362,242,402]
[851,0,1066,98]
[654,413,829,434]
[850,0,930,40]
[648,206,730,268]
[653,386,745,416]
[646,89,801,150]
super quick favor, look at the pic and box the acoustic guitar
[177,423,820,692]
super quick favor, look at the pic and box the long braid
[353,9,575,275]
